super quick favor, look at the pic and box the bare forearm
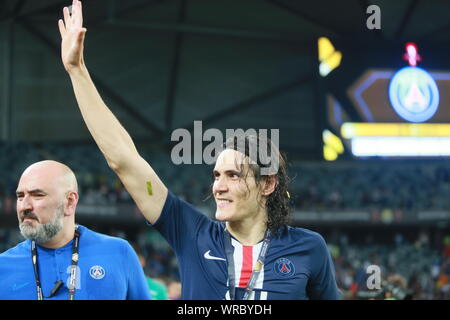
[68,65,138,169]
[59,0,167,223]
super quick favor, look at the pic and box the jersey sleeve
[308,234,341,300]
[149,191,208,253]
[122,241,153,300]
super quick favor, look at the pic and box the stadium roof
[1,0,450,159]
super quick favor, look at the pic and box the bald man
[0,161,152,300]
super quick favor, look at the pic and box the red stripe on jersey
[238,245,253,288]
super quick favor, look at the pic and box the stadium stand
[1,142,450,299]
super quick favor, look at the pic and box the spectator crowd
[1,142,450,299]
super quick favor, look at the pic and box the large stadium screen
[324,42,450,159]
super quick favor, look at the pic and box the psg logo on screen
[389,43,440,123]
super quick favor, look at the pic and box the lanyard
[223,229,271,300]
[31,226,80,300]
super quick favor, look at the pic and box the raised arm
[58,0,167,224]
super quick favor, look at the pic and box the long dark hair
[223,133,292,235]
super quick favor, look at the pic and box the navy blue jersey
[0,225,151,300]
[151,192,340,300]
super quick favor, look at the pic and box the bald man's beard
[19,204,64,244]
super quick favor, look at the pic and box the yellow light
[318,37,342,77]
[323,145,338,161]
[322,129,344,161]
[323,130,344,154]
[341,122,450,138]
[318,37,335,61]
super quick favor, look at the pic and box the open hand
[58,0,87,73]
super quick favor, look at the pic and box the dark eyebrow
[16,189,47,196]
[226,170,241,176]
[212,169,241,176]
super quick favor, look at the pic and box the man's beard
[19,204,64,244]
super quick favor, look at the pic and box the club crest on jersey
[273,258,295,277]
[89,265,106,280]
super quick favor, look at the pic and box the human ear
[262,175,277,196]
[64,191,79,216]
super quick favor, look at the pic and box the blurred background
[1,0,450,299]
